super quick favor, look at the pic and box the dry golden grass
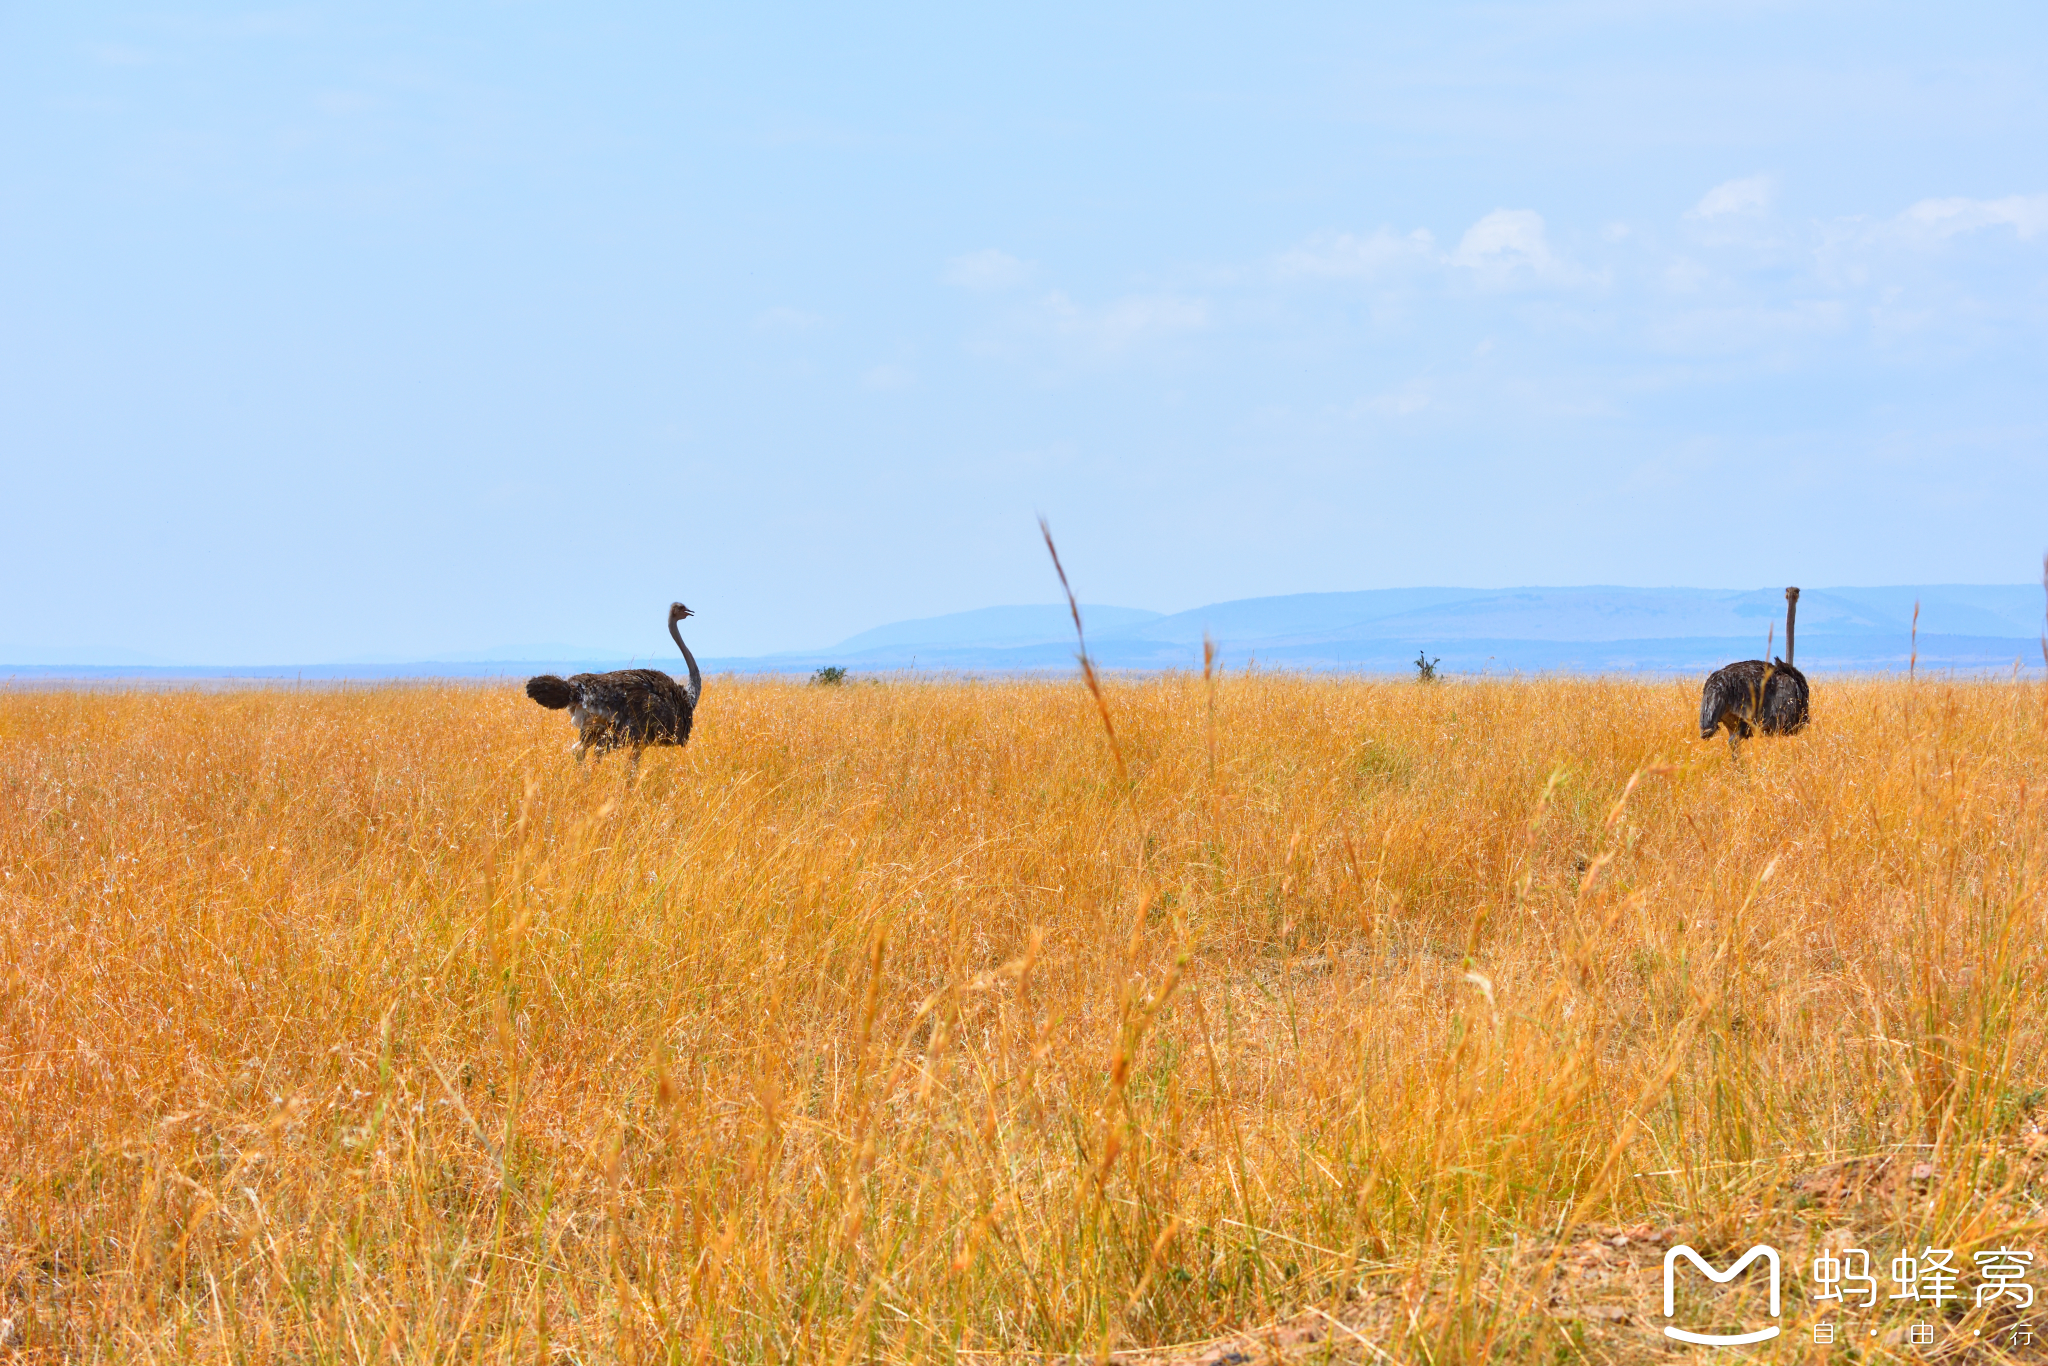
[3,673,2046,1362]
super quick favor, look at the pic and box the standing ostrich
[525,602,701,757]
[1700,587,1810,752]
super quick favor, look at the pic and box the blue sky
[3,3,2045,662]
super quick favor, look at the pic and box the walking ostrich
[525,602,701,757]
[1700,587,1810,753]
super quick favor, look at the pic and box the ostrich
[525,602,701,757]
[1700,586,1810,753]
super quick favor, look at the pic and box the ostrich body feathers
[1700,658,1809,741]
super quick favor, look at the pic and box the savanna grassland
[3,674,2046,1363]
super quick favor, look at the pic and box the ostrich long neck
[670,615,702,706]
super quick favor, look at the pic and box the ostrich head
[670,602,694,624]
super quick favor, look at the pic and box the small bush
[811,666,848,686]
[1414,650,1441,683]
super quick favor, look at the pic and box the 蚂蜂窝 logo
[1663,1244,1782,1345]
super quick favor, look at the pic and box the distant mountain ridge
[766,583,2047,675]
[6,585,2043,679]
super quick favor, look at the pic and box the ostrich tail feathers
[526,675,576,710]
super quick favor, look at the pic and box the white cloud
[1276,228,1436,279]
[1815,191,2048,282]
[1455,209,1549,264]
[1689,175,1774,219]
[1036,291,1209,354]
[944,248,1033,291]
[861,363,917,391]
[1649,299,1848,353]
[1894,193,2048,242]
[969,183,2048,382]
[1452,209,1584,286]
[1281,215,1596,289]
[1663,257,1710,292]
[752,306,828,336]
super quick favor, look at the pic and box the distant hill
[749,584,2048,675]
[7,585,2042,680]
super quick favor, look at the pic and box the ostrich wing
[1700,660,1766,737]
[567,669,694,745]
[1758,659,1811,734]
